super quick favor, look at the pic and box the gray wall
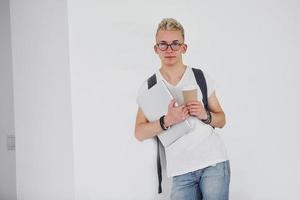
[9,0,75,199]
[0,0,17,199]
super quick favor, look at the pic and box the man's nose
[166,45,173,52]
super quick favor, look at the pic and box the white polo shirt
[137,66,228,177]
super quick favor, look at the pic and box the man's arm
[208,91,226,128]
[186,91,226,128]
[134,107,164,141]
[134,99,189,141]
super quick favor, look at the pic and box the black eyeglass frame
[155,41,184,51]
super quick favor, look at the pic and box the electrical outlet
[7,134,15,150]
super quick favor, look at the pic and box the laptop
[137,80,192,147]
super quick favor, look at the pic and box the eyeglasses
[156,41,183,51]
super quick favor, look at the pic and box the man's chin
[163,61,177,66]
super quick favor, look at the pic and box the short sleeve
[203,71,216,98]
[136,80,148,105]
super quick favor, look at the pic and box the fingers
[177,105,189,121]
[168,100,204,122]
[186,105,201,109]
[181,110,189,120]
[168,99,176,108]
[186,101,201,106]
[188,108,199,115]
[183,110,189,118]
[182,106,188,113]
[188,108,200,112]
[186,105,204,116]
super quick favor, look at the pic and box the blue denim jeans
[170,160,231,200]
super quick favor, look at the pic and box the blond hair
[156,18,185,41]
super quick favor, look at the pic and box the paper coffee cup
[182,85,197,103]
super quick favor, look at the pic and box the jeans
[170,160,231,200]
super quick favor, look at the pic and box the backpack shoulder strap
[191,68,208,110]
[146,73,162,194]
[147,73,157,89]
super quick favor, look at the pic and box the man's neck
[160,62,187,82]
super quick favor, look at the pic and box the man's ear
[154,45,158,54]
[182,44,188,54]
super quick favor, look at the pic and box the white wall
[3,0,299,199]
[9,0,75,199]
[0,0,17,199]
[68,0,300,199]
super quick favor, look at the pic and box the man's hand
[164,99,189,127]
[186,101,208,120]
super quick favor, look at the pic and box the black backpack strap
[191,68,208,110]
[147,73,157,89]
[156,137,162,193]
[147,74,162,194]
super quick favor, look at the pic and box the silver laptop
[137,80,192,147]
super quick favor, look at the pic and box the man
[135,18,230,200]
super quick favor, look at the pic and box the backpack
[147,67,209,194]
